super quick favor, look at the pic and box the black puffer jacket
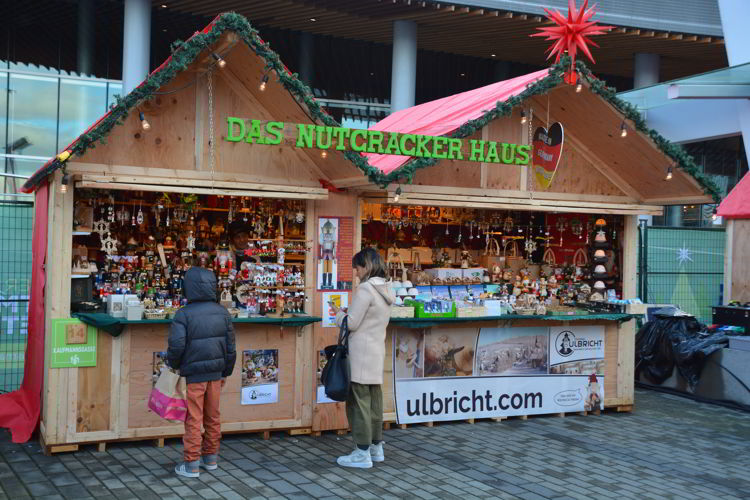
[168,267,236,384]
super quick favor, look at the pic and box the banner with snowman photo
[393,325,605,424]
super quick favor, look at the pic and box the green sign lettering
[50,319,97,369]
[223,117,530,166]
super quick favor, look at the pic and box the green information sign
[49,319,97,368]
[223,117,531,166]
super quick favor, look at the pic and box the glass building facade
[1,65,122,199]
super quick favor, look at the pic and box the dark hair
[352,247,387,280]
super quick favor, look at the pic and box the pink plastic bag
[148,367,187,423]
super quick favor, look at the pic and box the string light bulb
[321,150,328,159]
[712,208,718,221]
[620,122,627,138]
[576,81,582,93]
[259,74,269,91]
[139,112,150,131]
[665,166,673,181]
[212,53,226,69]
[394,186,402,203]
[520,110,527,124]
[60,172,70,194]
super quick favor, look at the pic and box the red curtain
[0,181,48,442]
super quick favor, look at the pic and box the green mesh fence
[639,225,725,324]
[0,200,33,394]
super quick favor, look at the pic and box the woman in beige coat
[330,247,394,469]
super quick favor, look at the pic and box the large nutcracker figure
[319,219,337,290]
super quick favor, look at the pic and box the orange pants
[183,380,222,462]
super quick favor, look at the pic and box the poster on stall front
[322,292,348,328]
[548,325,605,374]
[241,349,279,405]
[393,325,604,424]
[317,216,353,291]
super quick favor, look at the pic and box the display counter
[382,315,638,424]
[43,317,320,452]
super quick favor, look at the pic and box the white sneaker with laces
[369,442,384,462]
[336,447,373,468]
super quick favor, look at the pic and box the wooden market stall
[718,171,750,307]
[19,13,370,453]
[15,12,723,451]
[313,61,720,427]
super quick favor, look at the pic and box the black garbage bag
[635,313,729,389]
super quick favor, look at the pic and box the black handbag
[321,316,351,402]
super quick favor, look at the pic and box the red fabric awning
[364,69,550,175]
[717,171,750,219]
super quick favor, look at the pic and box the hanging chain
[527,107,534,200]
[207,69,216,189]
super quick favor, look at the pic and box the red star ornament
[530,0,613,84]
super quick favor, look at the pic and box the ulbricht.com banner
[394,375,604,424]
[392,325,605,424]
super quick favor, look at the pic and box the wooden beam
[78,173,327,195]
[67,162,322,190]
[75,181,329,200]
[386,190,662,213]
[382,193,662,215]
[397,184,637,203]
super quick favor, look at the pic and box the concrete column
[634,54,661,225]
[299,32,314,88]
[666,206,684,227]
[122,0,151,94]
[718,0,750,166]
[77,0,95,76]
[633,53,660,89]
[390,20,417,112]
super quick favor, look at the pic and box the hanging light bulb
[212,52,226,69]
[60,172,70,194]
[139,112,150,131]
[620,122,627,138]
[665,166,673,181]
[520,110,527,124]
[259,74,269,91]
[394,186,402,203]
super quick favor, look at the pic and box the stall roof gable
[362,59,721,204]
[718,171,750,219]
[21,12,372,193]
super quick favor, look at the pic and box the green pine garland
[23,13,720,203]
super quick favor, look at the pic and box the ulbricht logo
[556,331,575,357]
[555,330,604,357]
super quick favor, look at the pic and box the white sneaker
[336,447,373,469]
[369,443,384,462]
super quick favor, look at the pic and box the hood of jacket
[367,276,394,305]
[184,267,218,303]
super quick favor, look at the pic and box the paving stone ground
[2,389,750,500]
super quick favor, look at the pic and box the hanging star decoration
[677,243,693,266]
[530,0,613,84]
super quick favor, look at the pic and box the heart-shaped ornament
[532,122,564,190]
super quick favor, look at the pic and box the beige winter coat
[335,276,394,385]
